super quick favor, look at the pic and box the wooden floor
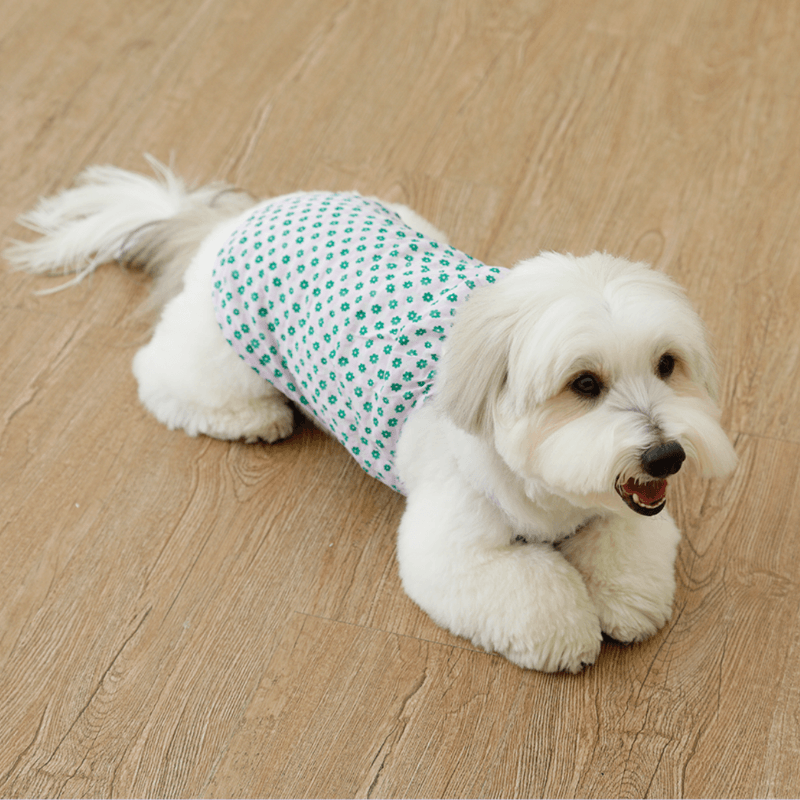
[1,0,799,797]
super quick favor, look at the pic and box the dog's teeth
[633,493,641,505]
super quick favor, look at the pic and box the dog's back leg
[131,218,295,443]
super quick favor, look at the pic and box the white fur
[132,223,295,443]
[6,161,738,672]
[6,156,229,293]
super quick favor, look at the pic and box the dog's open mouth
[615,476,668,516]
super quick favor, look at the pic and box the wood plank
[203,612,580,799]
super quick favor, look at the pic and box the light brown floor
[1,1,798,798]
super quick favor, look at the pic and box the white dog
[7,159,737,672]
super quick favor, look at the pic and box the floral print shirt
[212,191,506,493]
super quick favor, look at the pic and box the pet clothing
[212,191,506,493]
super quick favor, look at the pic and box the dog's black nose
[641,441,685,478]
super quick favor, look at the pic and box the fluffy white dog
[7,160,737,672]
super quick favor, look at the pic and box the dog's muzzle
[615,441,686,516]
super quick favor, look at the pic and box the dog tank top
[212,191,506,493]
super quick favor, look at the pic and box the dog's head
[439,252,737,516]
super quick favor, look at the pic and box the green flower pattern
[212,192,505,493]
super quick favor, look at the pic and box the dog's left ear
[437,284,514,437]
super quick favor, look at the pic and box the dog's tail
[5,155,254,306]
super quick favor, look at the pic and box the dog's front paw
[589,580,674,643]
[497,606,603,673]
[399,494,604,673]
[443,557,604,673]
[557,514,680,645]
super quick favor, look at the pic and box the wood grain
[1,0,799,797]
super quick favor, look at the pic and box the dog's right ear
[437,285,514,438]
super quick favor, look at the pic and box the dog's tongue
[623,477,667,503]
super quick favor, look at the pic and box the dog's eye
[657,354,675,379]
[571,373,603,398]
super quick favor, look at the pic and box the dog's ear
[437,285,514,437]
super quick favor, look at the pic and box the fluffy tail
[5,156,254,301]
